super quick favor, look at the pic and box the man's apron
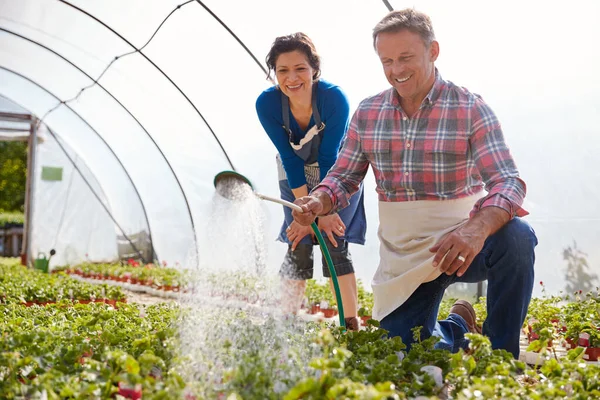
[372,194,483,321]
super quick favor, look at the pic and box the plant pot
[360,315,372,325]
[565,337,577,349]
[118,382,142,400]
[322,308,338,318]
[309,304,320,315]
[527,331,539,343]
[584,347,600,362]
[578,332,591,347]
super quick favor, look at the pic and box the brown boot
[345,316,360,331]
[449,300,482,334]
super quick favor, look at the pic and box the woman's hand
[317,213,345,248]
[286,221,314,251]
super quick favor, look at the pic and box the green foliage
[0,141,27,212]
[357,279,374,315]
[5,262,600,398]
[0,211,24,227]
[437,297,457,321]
[0,261,126,303]
[0,301,182,399]
[305,279,336,308]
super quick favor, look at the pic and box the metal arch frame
[0,29,164,258]
[193,0,271,82]
[59,0,237,172]
[0,27,204,264]
[0,64,155,262]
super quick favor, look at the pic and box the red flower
[579,290,583,294]
[539,281,544,286]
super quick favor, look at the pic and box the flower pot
[578,332,591,347]
[360,315,372,325]
[584,347,600,362]
[322,308,338,318]
[118,382,142,400]
[309,304,320,315]
[565,337,577,349]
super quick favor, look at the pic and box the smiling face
[375,29,439,107]
[275,50,315,101]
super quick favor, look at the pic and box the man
[291,8,537,358]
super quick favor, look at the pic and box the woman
[256,33,366,330]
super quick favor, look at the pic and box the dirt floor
[122,288,175,306]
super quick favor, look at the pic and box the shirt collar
[386,68,444,108]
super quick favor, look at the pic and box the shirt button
[402,116,408,121]
[404,172,409,176]
[406,143,411,148]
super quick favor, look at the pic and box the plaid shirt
[314,71,528,218]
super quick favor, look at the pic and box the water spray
[214,170,346,330]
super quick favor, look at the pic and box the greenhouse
[1,0,600,399]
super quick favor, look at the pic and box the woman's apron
[275,82,366,245]
[276,81,324,188]
[372,194,483,321]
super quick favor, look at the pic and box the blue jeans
[380,218,537,358]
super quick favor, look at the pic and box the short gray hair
[372,9,436,49]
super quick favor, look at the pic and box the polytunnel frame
[0,65,150,262]
[2,0,395,266]
[30,0,275,267]
[35,0,259,266]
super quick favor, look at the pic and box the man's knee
[501,218,537,251]
[491,218,537,272]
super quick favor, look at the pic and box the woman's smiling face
[275,50,315,100]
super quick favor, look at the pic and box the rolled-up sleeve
[469,97,528,218]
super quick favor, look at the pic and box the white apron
[372,194,483,321]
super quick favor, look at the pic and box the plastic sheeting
[31,124,121,266]
[0,0,599,296]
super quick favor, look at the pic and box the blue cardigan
[256,79,351,188]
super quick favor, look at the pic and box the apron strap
[311,82,323,129]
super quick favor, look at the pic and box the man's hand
[429,224,486,277]
[292,195,324,226]
[430,206,510,277]
[317,213,345,248]
[286,221,314,251]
